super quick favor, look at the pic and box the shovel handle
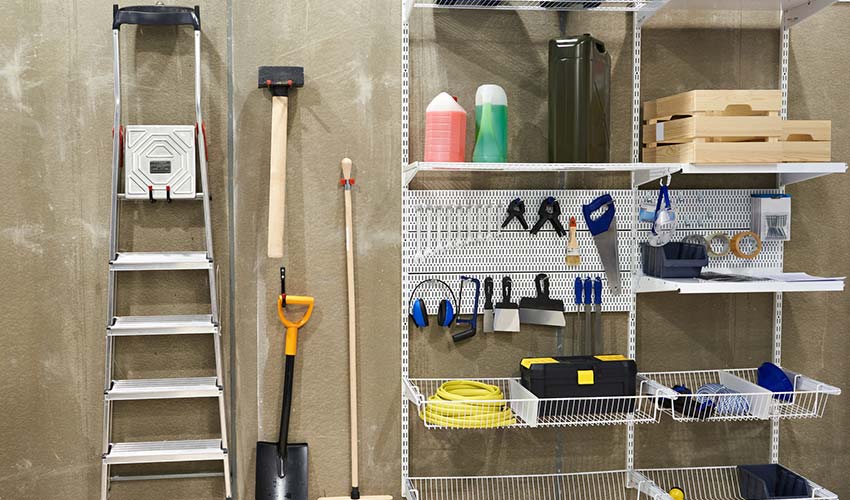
[268,95,289,258]
[277,295,315,356]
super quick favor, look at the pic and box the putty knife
[519,274,566,327]
[493,276,520,332]
[482,277,494,333]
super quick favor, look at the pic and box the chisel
[573,277,582,355]
[583,277,592,356]
[593,277,602,355]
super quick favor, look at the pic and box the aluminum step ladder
[102,5,231,499]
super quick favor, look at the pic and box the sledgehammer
[258,66,304,258]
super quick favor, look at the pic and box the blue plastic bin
[641,242,708,279]
[737,464,812,500]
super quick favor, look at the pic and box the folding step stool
[102,5,231,499]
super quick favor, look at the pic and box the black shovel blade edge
[255,441,308,500]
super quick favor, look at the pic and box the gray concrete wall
[1,1,848,499]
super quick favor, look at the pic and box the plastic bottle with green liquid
[473,84,508,163]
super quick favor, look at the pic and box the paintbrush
[566,216,581,266]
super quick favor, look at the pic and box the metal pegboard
[636,189,784,271]
[403,190,635,275]
[403,272,633,314]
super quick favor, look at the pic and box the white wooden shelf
[634,162,847,187]
[405,161,846,187]
[636,274,845,294]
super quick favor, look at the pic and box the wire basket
[639,466,837,500]
[639,367,840,422]
[408,470,671,500]
[405,377,674,429]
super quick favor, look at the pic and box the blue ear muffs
[409,279,457,328]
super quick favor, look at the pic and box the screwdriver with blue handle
[573,277,582,355]
[584,278,592,355]
[593,277,602,355]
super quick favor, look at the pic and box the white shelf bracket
[784,0,838,27]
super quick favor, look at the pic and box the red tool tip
[265,79,272,87]
[287,79,293,86]
[569,216,576,227]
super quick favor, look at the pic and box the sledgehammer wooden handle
[268,95,288,258]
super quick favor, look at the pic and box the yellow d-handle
[277,294,314,356]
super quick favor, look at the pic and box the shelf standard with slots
[636,274,845,294]
[407,469,672,500]
[404,377,677,429]
[640,367,841,422]
[639,466,838,500]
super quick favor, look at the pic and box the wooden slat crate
[642,90,784,163]
[782,120,831,162]
[643,90,782,122]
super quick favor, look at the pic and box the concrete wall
[1,1,848,499]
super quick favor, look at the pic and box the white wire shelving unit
[400,1,845,499]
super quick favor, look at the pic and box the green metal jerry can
[548,34,611,163]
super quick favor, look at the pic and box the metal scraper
[493,276,520,332]
[482,276,494,333]
[519,274,566,327]
[582,194,621,295]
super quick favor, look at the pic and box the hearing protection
[409,278,457,328]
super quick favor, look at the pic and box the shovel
[256,268,315,500]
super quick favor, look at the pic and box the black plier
[501,198,528,230]
[530,197,566,236]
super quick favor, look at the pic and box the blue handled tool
[649,183,676,247]
[593,277,602,355]
[573,277,582,355]
[583,278,592,355]
[582,194,621,295]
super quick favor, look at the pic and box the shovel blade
[255,441,308,500]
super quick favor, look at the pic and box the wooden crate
[643,116,783,146]
[642,90,784,163]
[643,142,783,164]
[644,89,782,122]
[782,120,831,162]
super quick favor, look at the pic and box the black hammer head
[258,66,304,97]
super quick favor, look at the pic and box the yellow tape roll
[731,231,762,259]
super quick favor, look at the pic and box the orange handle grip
[277,294,314,356]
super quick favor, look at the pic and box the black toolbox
[520,355,637,415]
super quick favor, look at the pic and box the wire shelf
[407,470,671,500]
[412,0,669,12]
[405,377,676,429]
[640,367,841,422]
[639,466,838,500]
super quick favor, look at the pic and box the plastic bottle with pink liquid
[424,92,467,162]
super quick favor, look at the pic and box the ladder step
[109,314,217,336]
[107,377,220,400]
[104,439,225,465]
[110,252,212,271]
[118,193,206,201]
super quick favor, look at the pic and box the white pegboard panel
[403,190,635,275]
[636,189,784,271]
[403,272,633,315]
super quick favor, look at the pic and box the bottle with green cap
[473,84,508,163]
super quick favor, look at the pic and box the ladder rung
[109,315,216,336]
[110,252,212,271]
[104,439,225,465]
[118,193,206,201]
[107,377,220,400]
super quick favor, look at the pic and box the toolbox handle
[113,5,201,30]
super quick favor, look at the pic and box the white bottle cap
[475,84,507,106]
[427,92,466,112]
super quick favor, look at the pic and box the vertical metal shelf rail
[399,1,842,498]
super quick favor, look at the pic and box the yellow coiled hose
[419,380,517,429]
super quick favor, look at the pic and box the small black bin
[737,464,813,500]
[641,242,708,279]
